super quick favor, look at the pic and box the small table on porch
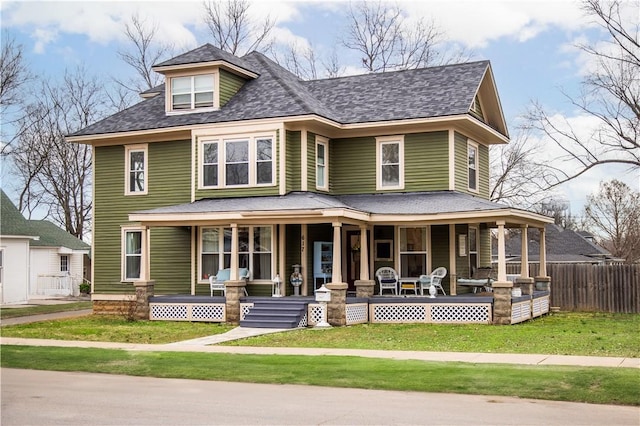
[399,277,419,295]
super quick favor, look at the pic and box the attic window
[171,74,214,110]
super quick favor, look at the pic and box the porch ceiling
[128,191,553,227]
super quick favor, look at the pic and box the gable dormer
[152,44,259,115]
[468,64,508,138]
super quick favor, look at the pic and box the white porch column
[301,224,308,296]
[141,226,150,281]
[332,222,343,283]
[230,223,238,280]
[449,224,457,295]
[279,224,286,294]
[521,225,530,278]
[539,226,547,277]
[496,221,507,282]
[359,225,370,281]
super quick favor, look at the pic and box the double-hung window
[200,226,272,281]
[125,145,147,195]
[122,228,144,281]
[376,136,404,190]
[171,74,214,110]
[468,141,478,192]
[399,227,428,277]
[60,255,69,273]
[200,135,274,188]
[316,137,328,190]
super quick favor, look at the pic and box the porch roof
[129,191,552,227]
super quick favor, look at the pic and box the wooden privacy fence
[505,263,640,313]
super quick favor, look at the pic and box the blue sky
[2,0,638,217]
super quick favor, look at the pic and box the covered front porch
[127,191,553,326]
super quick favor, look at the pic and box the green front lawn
[0,302,93,319]
[225,312,640,358]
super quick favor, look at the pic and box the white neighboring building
[1,191,90,305]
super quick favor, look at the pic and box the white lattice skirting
[240,303,254,321]
[511,301,532,324]
[346,303,368,325]
[371,303,492,324]
[150,303,225,322]
[307,303,325,326]
[533,296,550,317]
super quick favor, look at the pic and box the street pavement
[2,368,639,426]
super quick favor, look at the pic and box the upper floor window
[125,144,147,195]
[122,228,144,281]
[468,141,478,192]
[376,136,404,190]
[316,137,328,190]
[200,135,274,188]
[171,74,214,110]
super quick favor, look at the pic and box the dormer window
[170,74,214,110]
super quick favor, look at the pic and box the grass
[1,345,638,406]
[0,315,234,344]
[2,312,638,357]
[0,302,93,319]
[223,312,640,358]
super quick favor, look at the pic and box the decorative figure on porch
[290,264,303,296]
[429,283,437,298]
[272,274,283,297]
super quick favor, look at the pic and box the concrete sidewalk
[2,305,638,369]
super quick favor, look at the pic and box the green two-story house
[68,44,552,320]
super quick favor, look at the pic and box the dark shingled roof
[153,43,258,75]
[1,191,89,251]
[70,44,491,137]
[133,191,510,216]
[499,224,614,263]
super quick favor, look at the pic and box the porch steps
[241,299,308,329]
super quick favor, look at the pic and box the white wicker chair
[419,267,448,296]
[375,267,399,295]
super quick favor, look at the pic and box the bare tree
[342,1,444,72]
[1,33,31,155]
[525,0,639,188]
[583,179,640,263]
[115,14,172,95]
[203,0,275,55]
[11,67,107,239]
[489,131,557,209]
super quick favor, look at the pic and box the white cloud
[401,0,593,48]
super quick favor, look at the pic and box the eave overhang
[66,113,509,146]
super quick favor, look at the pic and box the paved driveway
[2,368,638,425]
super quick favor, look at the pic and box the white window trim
[467,139,479,193]
[315,136,329,191]
[199,133,276,189]
[121,226,146,282]
[165,70,220,114]
[398,226,430,276]
[198,225,274,284]
[60,255,70,273]
[468,226,479,270]
[125,144,148,196]
[376,135,405,190]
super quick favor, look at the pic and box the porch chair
[210,268,250,296]
[419,267,448,296]
[375,267,399,295]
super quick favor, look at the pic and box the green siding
[219,69,246,107]
[331,136,377,194]
[150,227,191,294]
[286,130,301,192]
[479,226,492,267]
[194,130,280,199]
[454,224,473,294]
[453,131,490,199]
[405,131,449,191]
[93,141,192,294]
[331,131,449,195]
